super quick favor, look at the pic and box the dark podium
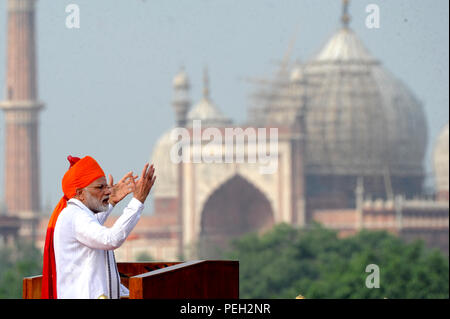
[23,260,239,299]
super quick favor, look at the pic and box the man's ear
[75,188,85,200]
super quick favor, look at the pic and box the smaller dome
[173,68,190,90]
[187,98,231,127]
[186,67,232,127]
[433,123,449,194]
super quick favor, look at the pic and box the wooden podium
[23,260,239,299]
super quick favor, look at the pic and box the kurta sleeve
[73,198,144,250]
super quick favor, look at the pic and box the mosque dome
[433,123,449,195]
[186,98,231,127]
[257,24,427,178]
[150,129,178,198]
[300,26,428,176]
[186,68,232,127]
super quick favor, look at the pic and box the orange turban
[41,155,105,299]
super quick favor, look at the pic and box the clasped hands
[108,163,156,206]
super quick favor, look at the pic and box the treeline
[0,241,42,299]
[221,223,449,299]
[1,224,448,299]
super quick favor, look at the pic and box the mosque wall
[181,136,293,252]
[311,199,449,255]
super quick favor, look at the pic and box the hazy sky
[0,0,448,215]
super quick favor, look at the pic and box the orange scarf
[41,155,105,299]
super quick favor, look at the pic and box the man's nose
[105,186,112,195]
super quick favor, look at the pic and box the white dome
[313,28,375,63]
[303,28,427,176]
[150,130,178,198]
[186,97,231,127]
[258,27,427,177]
[186,68,232,127]
[433,123,449,194]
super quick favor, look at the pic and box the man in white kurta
[43,155,156,299]
[53,197,143,299]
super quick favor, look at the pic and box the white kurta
[53,197,144,299]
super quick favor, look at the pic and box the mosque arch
[197,174,275,258]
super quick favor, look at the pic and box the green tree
[0,240,42,299]
[222,223,449,299]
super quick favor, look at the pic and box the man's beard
[85,190,109,213]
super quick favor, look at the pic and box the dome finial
[341,0,351,28]
[203,66,210,100]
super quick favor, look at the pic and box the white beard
[85,191,109,213]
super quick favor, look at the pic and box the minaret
[290,64,307,227]
[172,67,191,127]
[0,0,44,238]
[171,67,190,259]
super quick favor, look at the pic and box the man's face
[83,176,111,213]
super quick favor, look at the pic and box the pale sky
[0,0,448,215]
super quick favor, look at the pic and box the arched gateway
[197,175,274,258]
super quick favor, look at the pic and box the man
[42,155,156,299]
